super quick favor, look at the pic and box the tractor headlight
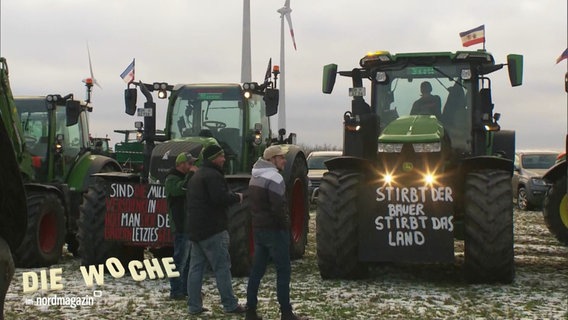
[378,143,403,153]
[413,142,441,153]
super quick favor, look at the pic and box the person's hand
[236,192,243,203]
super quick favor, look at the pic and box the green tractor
[0,57,27,318]
[78,72,310,276]
[541,72,568,246]
[9,76,121,267]
[318,50,523,283]
[112,128,145,173]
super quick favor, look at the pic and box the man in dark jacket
[245,145,307,320]
[165,152,197,300]
[186,144,246,315]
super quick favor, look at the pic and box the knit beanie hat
[203,144,224,161]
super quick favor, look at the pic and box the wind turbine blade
[285,13,297,51]
[86,43,102,89]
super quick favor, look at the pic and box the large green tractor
[317,50,523,283]
[541,72,568,246]
[8,77,120,267]
[0,57,27,319]
[79,73,310,276]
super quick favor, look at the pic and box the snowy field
[5,209,568,320]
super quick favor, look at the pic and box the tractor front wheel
[543,174,568,245]
[227,196,252,277]
[316,170,367,279]
[464,169,514,283]
[78,178,143,266]
[15,191,66,267]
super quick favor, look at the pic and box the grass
[4,209,568,319]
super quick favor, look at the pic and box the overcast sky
[0,0,566,150]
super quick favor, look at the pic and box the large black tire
[316,170,367,279]
[227,186,252,277]
[542,175,568,245]
[464,169,514,284]
[68,163,121,258]
[286,155,309,260]
[78,178,144,266]
[14,191,66,267]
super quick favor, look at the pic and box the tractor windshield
[373,63,473,151]
[170,85,245,158]
[16,98,87,180]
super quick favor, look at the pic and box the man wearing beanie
[245,145,308,320]
[165,152,197,300]
[186,144,246,315]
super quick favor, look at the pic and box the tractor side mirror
[125,88,137,116]
[506,54,523,87]
[65,100,81,126]
[264,88,279,117]
[322,64,338,94]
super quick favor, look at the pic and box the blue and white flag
[120,59,135,84]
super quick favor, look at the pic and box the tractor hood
[149,139,205,184]
[378,115,444,143]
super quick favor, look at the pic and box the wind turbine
[241,0,251,83]
[277,0,297,131]
[83,43,102,104]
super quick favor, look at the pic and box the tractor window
[247,93,270,144]
[374,65,473,152]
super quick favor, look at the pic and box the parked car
[512,150,560,210]
[307,150,342,204]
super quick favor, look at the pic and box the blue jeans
[246,229,292,313]
[187,230,239,313]
[169,233,191,298]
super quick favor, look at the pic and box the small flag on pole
[120,59,135,84]
[556,48,568,64]
[459,25,485,47]
[263,58,272,85]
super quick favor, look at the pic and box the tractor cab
[15,96,90,182]
[166,83,276,173]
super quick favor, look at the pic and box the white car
[306,151,342,204]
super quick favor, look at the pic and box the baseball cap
[176,152,196,165]
[263,145,287,160]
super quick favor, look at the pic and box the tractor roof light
[244,91,252,99]
[153,82,169,99]
[360,51,392,67]
[46,94,62,102]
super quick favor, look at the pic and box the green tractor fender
[543,159,566,184]
[67,153,122,192]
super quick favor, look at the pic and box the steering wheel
[24,135,37,144]
[203,120,227,130]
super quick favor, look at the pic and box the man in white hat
[245,145,308,320]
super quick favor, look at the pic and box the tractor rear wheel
[287,155,309,260]
[543,174,568,245]
[316,170,367,279]
[78,178,143,266]
[15,191,66,267]
[464,169,514,283]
